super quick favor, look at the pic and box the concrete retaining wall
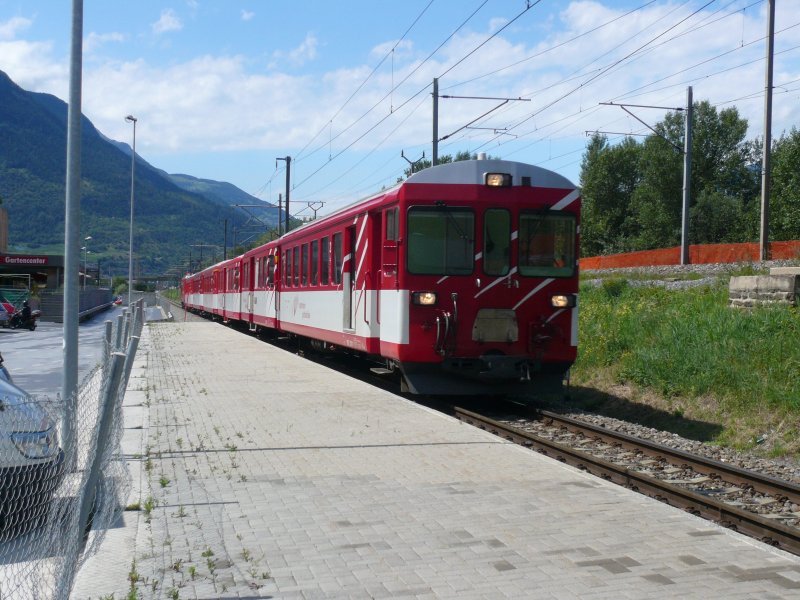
[729,275,800,308]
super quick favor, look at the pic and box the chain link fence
[0,300,145,599]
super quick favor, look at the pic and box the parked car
[0,352,64,539]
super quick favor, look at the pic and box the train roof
[405,158,576,189]
[288,159,576,235]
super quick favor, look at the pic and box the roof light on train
[485,173,512,187]
[412,291,438,306]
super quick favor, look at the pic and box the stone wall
[729,274,799,308]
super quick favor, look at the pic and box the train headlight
[485,173,512,187]
[550,294,576,308]
[412,291,438,306]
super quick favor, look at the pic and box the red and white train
[182,157,580,395]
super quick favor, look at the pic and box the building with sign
[0,253,64,291]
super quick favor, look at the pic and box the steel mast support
[760,0,775,262]
[681,86,693,265]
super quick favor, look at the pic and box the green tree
[580,100,758,253]
[579,134,641,256]
[770,127,800,240]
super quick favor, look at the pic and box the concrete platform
[71,322,800,599]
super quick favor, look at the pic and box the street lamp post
[82,235,91,290]
[125,115,137,306]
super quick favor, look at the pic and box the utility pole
[278,193,283,235]
[62,0,84,449]
[599,99,691,263]
[432,78,439,166]
[277,156,291,232]
[401,150,425,175]
[681,86,693,265]
[222,218,228,261]
[432,80,530,165]
[760,0,775,262]
[306,201,324,219]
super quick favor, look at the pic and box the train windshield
[518,212,576,278]
[407,207,474,275]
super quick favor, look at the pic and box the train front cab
[380,159,580,396]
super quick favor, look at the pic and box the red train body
[182,158,580,395]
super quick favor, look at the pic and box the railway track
[453,405,800,557]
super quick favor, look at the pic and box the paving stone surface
[72,322,800,599]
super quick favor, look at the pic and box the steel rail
[454,406,800,557]
[536,409,800,506]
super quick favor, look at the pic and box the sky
[1,0,798,219]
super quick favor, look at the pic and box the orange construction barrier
[580,241,800,270]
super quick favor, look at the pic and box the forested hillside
[0,70,277,275]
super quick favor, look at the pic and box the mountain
[0,70,278,276]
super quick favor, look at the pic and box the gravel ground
[575,259,800,484]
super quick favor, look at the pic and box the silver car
[0,353,64,538]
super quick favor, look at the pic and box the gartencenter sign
[0,255,50,265]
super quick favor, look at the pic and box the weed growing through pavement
[142,496,156,522]
[176,437,184,449]
[201,547,214,558]
[159,475,170,488]
[188,565,196,580]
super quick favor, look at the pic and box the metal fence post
[103,320,113,366]
[59,352,126,600]
[122,335,140,390]
[114,313,124,352]
[122,312,131,348]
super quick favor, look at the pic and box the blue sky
[1,1,798,219]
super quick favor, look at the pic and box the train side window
[484,209,510,276]
[293,247,300,286]
[333,232,343,285]
[311,240,319,285]
[321,236,330,285]
[518,212,576,278]
[386,207,399,241]
[267,255,275,286]
[284,250,291,286]
[301,244,309,286]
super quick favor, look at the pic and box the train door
[381,206,399,291]
[342,225,356,331]
[244,257,254,323]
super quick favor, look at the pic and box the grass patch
[572,280,800,456]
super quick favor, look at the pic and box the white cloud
[3,1,799,205]
[0,16,32,40]
[152,9,183,35]
[84,31,126,54]
[270,33,318,68]
[241,10,255,22]
[0,38,67,97]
